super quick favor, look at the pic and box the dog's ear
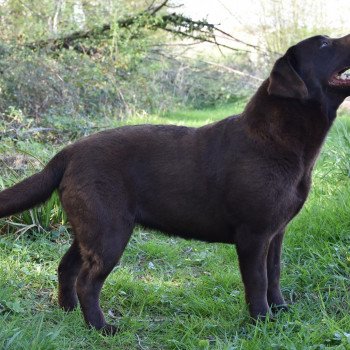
[267,54,308,99]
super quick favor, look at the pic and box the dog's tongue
[338,69,350,80]
[330,68,350,86]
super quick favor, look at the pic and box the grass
[0,102,350,349]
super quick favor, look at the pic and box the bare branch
[213,26,281,55]
[160,27,250,53]
[197,59,263,82]
[22,8,267,55]
[148,0,169,15]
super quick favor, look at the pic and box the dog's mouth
[329,67,350,87]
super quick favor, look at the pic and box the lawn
[0,103,350,349]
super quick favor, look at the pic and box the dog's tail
[0,150,68,218]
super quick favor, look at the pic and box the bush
[0,46,257,123]
[0,49,126,119]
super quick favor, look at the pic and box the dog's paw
[249,305,274,323]
[100,324,118,336]
[251,312,275,323]
[271,303,289,313]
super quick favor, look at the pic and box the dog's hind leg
[75,214,133,335]
[267,230,288,311]
[58,239,82,311]
[59,178,135,334]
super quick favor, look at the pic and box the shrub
[0,46,257,124]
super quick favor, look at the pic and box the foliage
[0,0,259,123]
[0,0,146,42]
[257,0,328,54]
[238,0,350,76]
[0,44,255,123]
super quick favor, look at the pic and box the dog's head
[268,34,350,106]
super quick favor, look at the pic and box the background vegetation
[1,0,350,349]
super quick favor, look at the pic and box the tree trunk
[51,0,65,35]
[73,0,86,30]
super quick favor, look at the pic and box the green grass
[1,103,350,349]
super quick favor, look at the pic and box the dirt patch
[339,97,350,112]
[0,154,41,172]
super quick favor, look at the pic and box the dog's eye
[320,41,329,48]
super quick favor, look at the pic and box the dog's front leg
[267,229,288,311]
[235,234,270,319]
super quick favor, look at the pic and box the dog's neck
[319,91,347,122]
[242,80,333,158]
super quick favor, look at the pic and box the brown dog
[1,35,350,334]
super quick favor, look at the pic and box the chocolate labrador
[1,35,350,334]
